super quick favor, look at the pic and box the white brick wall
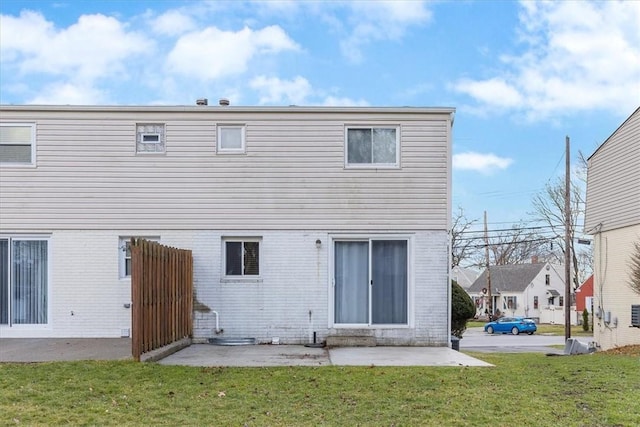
[1,229,449,346]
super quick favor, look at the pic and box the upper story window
[0,123,36,166]
[545,274,550,285]
[345,126,399,168]
[136,123,165,154]
[217,125,246,153]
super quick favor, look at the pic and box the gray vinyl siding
[585,108,640,233]
[0,106,453,231]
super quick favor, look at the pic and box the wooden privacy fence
[131,238,193,361]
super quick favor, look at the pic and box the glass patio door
[334,239,407,325]
[0,238,48,325]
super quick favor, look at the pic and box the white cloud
[167,25,299,80]
[341,1,432,63]
[250,75,312,105]
[319,96,369,107]
[453,152,513,174]
[0,11,153,81]
[453,0,640,120]
[28,82,108,105]
[151,10,196,36]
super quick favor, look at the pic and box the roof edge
[0,104,456,115]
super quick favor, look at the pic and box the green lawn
[2,352,639,426]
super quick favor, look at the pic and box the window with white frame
[136,123,165,153]
[223,238,260,276]
[119,236,160,278]
[345,126,399,167]
[503,296,517,311]
[0,123,36,165]
[1,237,49,326]
[217,125,245,153]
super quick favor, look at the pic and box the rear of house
[0,104,454,346]
[585,107,640,350]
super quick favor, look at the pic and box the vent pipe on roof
[219,98,230,106]
[196,98,208,106]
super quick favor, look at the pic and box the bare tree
[628,240,640,296]
[451,207,480,268]
[470,223,547,266]
[530,152,592,288]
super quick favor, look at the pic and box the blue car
[484,317,537,335]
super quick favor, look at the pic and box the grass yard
[2,350,639,426]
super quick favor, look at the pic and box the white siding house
[467,263,566,324]
[585,107,640,351]
[0,104,454,346]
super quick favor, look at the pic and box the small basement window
[0,123,36,165]
[136,123,165,153]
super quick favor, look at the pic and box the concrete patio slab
[1,338,493,367]
[159,344,331,367]
[328,346,493,367]
[0,338,132,362]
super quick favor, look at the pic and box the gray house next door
[334,239,408,325]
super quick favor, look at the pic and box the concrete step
[326,335,376,347]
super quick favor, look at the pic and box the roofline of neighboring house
[0,104,456,117]
[587,106,640,161]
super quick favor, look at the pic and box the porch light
[315,239,322,248]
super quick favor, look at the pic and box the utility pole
[564,136,572,341]
[484,211,493,320]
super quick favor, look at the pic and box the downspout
[211,311,223,334]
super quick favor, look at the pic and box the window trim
[0,123,36,166]
[135,123,166,154]
[118,236,160,279]
[221,237,261,279]
[217,124,246,154]
[344,125,400,169]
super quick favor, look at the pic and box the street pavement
[460,327,593,353]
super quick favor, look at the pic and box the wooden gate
[130,238,193,361]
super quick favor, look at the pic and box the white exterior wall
[0,229,449,345]
[592,224,640,350]
[0,105,453,344]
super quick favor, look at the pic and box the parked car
[484,317,537,335]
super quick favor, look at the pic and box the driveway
[459,327,593,353]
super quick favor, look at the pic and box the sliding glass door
[334,239,407,325]
[0,238,48,326]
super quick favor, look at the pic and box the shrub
[582,308,590,332]
[451,280,475,338]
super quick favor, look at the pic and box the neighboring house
[0,103,455,346]
[451,266,480,291]
[467,262,566,324]
[575,275,594,314]
[585,107,640,351]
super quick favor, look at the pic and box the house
[451,266,480,291]
[0,102,455,346]
[575,275,594,314]
[466,262,566,324]
[585,107,640,351]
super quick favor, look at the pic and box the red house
[575,275,594,313]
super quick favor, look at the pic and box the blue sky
[1,0,639,231]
